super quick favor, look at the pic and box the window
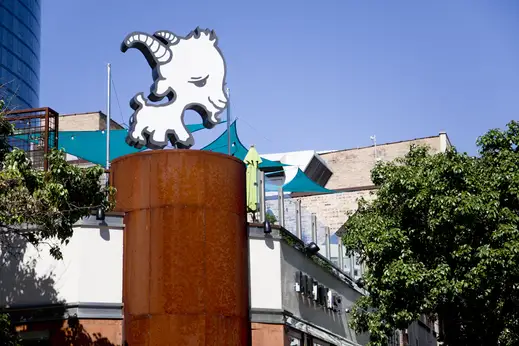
[3,8,14,28]
[2,48,8,66]
[289,337,301,346]
[287,329,303,346]
[7,51,14,70]
[6,30,14,48]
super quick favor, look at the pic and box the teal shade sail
[202,121,248,159]
[56,122,219,166]
[59,129,141,165]
[282,168,335,194]
[201,120,288,169]
[11,133,42,144]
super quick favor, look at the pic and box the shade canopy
[12,118,335,195]
[264,168,335,194]
[282,168,335,194]
[201,121,287,169]
[55,123,216,166]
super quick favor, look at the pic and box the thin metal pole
[351,254,356,278]
[295,199,302,239]
[106,63,111,170]
[226,87,231,155]
[255,168,260,213]
[325,227,331,259]
[278,186,285,227]
[338,243,344,272]
[43,109,49,170]
[311,213,317,243]
[371,135,377,160]
[374,136,377,160]
[259,171,266,222]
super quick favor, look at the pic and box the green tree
[0,313,20,346]
[342,121,519,346]
[0,100,115,343]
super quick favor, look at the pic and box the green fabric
[244,146,262,212]
[57,123,214,166]
[283,168,335,194]
[201,120,289,169]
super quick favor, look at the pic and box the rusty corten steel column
[111,150,250,345]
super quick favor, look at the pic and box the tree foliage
[0,100,115,343]
[0,313,20,346]
[342,121,519,345]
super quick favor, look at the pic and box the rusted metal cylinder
[111,150,250,345]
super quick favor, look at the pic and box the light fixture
[305,242,320,255]
[264,219,272,234]
[96,207,105,221]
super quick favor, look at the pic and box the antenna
[370,135,379,161]
[106,63,111,170]
[226,87,231,155]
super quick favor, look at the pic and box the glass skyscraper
[0,0,41,110]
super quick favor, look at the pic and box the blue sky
[40,1,519,155]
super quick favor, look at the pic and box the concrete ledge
[3,302,123,322]
[68,302,123,319]
[76,213,125,229]
[250,308,285,324]
[248,225,284,240]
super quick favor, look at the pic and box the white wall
[249,238,283,310]
[0,220,123,307]
[76,226,123,303]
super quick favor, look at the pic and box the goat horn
[209,30,217,41]
[153,30,180,45]
[121,32,171,66]
[193,27,201,38]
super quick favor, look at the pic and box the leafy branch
[342,121,519,345]
[0,99,115,343]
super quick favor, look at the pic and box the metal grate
[5,107,59,170]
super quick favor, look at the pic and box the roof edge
[320,133,445,156]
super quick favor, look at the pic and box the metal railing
[5,107,59,171]
[254,171,366,282]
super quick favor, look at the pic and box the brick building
[262,132,451,346]
[287,132,450,234]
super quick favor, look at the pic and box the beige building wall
[59,111,123,131]
[321,135,446,190]
[295,133,451,234]
[296,189,374,232]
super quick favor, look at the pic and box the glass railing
[253,172,365,282]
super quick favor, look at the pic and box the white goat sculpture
[121,28,228,149]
